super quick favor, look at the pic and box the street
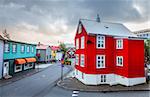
[0,63,71,97]
[0,63,150,97]
[44,86,150,97]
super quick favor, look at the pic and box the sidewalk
[57,77,150,92]
[0,63,53,87]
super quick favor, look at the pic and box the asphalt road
[44,86,150,97]
[0,63,149,97]
[0,63,71,97]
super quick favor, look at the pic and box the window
[76,54,79,65]
[12,44,17,53]
[97,35,105,48]
[4,43,9,52]
[24,64,28,70]
[116,39,123,49]
[96,55,105,68]
[82,72,84,79]
[15,65,22,72]
[76,38,79,49]
[21,45,25,53]
[76,69,78,75]
[81,36,85,49]
[78,24,82,34]
[27,46,30,53]
[80,54,84,67]
[116,56,123,66]
[100,75,106,82]
[31,46,34,53]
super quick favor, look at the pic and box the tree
[59,42,67,53]
[145,39,150,64]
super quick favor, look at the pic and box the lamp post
[61,53,65,81]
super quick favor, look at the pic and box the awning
[25,58,36,63]
[15,59,26,64]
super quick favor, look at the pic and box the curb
[57,78,150,92]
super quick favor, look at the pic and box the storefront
[15,59,26,73]
[24,58,36,70]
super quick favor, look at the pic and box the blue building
[0,35,4,79]
[3,39,36,78]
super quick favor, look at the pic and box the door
[3,62,9,77]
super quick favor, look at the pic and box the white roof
[80,19,137,37]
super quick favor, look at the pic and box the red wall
[128,40,145,78]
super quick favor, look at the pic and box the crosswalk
[72,90,79,97]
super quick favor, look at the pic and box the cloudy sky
[0,0,149,45]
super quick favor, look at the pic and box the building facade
[134,29,150,39]
[36,43,51,63]
[3,40,36,78]
[74,19,146,86]
[0,36,4,79]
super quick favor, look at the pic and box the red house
[74,19,146,86]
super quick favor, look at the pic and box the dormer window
[97,35,105,49]
[78,24,82,34]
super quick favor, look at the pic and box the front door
[3,62,9,77]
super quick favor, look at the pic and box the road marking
[72,90,79,97]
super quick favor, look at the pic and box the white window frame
[27,46,30,53]
[116,39,123,49]
[116,56,123,66]
[97,35,105,49]
[4,43,9,52]
[80,54,84,67]
[31,46,34,53]
[15,65,22,72]
[21,45,25,53]
[12,44,17,53]
[81,36,85,49]
[76,54,79,65]
[76,38,79,49]
[96,55,105,68]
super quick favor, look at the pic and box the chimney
[38,42,41,46]
[96,14,100,22]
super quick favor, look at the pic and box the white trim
[116,56,123,66]
[96,55,105,68]
[80,54,84,67]
[75,69,146,86]
[81,36,85,49]
[15,64,22,72]
[116,39,123,49]
[96,35,105,49]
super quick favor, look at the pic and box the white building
[134,29,150,39]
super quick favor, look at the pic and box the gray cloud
[0,0,149,45]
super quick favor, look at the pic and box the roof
[36,45,50,50]
[0,35,4,40]
[133,28,150,34]
[80,19,137,37]
[51,46,60,51]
